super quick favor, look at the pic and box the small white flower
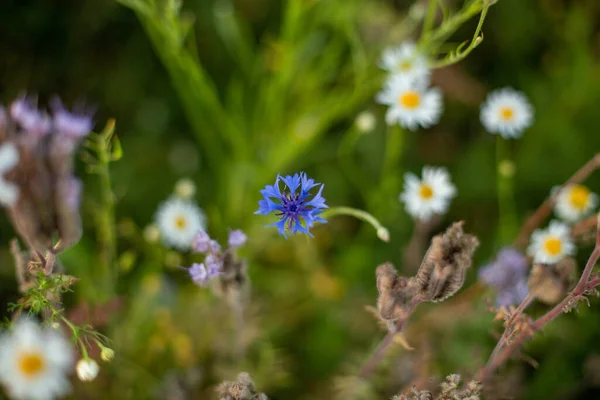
[0,142,20,206]
[174,178,196,199]
[0,319,74,400]
[379,42,430,85]
[155,197,206,250]
[554,184,598,222]
[527,221,575,264]
[480,87,534,138]
[376,76,443,131]
[355,111,376,133]
[400,166,457,221]
[76,359,99,382]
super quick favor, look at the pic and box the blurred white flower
[400,166,457,221]
[174,178,196,199]
[527,221,575,264]
[379,42,430,85]
[155,197,206,250]
[480,87,534,138]
[554,184,598,222]
[376,76,442,131]
[0,142,20,206]
[143,224,161,243]
[0,319,74,400]
[76,359,99,382]
[354,111,376,133]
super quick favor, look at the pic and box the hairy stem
[478,214,600,381]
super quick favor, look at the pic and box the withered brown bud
[528,258,575,304]
[216,372,268,400]
[415,222,479,302]
[211,249,250,307]
[375,263,417,321]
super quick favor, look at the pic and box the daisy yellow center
[174,216,187,230]
[398,61,412,71]
[399,91,421,109]
[543,237,562,256]
[569,185,590,210]
[18,352,45,378]
[499,107,514,121]
[419,184,434,199]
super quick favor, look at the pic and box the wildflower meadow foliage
[2,0,600,399]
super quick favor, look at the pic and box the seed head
[376,263,417,322]
[415,222,479,302]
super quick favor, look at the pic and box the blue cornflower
[255,172,328,237]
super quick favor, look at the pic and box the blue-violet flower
[255,172,328,237]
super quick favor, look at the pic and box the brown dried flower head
[415,222,479,302]
[375,262,417,322]
[216,372,268,400]
[528,257,575,304]
[1,97,92,253]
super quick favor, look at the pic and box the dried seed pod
[416,222,479,302]
[216,372,268,400]
[528,258,575,304]
[375,263,417,321]
[210,248,250,308]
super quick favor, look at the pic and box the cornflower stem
[514,153,600,249]
[496,137,518,244]
[422,0,439,38]
[321,207,390,242]
[478,214,600,382]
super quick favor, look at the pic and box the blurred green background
[2,0,600,399]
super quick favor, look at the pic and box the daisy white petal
[379,42,430,85]
[527,220,575,264]
[480,87,534,138]
[0,319,74,400]
[377,76,443,131]
[554,184,598,222]
[399,166,457,221]
[155,197,206,250]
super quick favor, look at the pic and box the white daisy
[155,197,206,250]
[376,76,443,131]
[0,142,20,206]
[527,220,575,264]
[0,319,74,400]
[554,184,598,222]
[480,87,534,138]
[379,42,430,85]
[399,166,457,221]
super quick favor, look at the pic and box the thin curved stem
[321,206,389,242]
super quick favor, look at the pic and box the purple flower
[188,262,221,286]
[192,230,212,253]
[51,98,93,138]
[255,172,328,237]
[10,97,51,137]
[479,247,529,307]
[228,229,247,248]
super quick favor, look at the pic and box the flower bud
[174,178,196,199]
[415,222,479,302]
[100,345,115,362]
[76,358,99,382]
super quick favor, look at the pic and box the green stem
[322,206,389,242]
[96,125,118,301]
[496,136,518,244]
[422,0,439,38]
[382,125,404,177]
